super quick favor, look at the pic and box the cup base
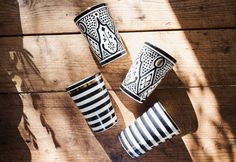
[100,50,126,66]
[118,135,137,158]
[120,85,144,103]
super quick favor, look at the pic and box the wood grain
[0,0,235,35]
[0,86,235,162]
[0,29,235,92]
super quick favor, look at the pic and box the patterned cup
[74,3,126,66]
[118,102,180,158]
[120,42,176,103]
[66,73,117,133]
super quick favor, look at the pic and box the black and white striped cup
[66,73,117,133]
[74,3,126,66]
[118,102,180,158]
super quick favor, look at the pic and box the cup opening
[155,102,181,134]
[74,3,107,23]
[144,42,177,64]
[66,72,101,92]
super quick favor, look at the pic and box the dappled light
[0,0,235,161]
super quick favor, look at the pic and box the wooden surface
[0,0,236,162]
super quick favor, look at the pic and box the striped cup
[118,102,180,158]
[66,73,117,133]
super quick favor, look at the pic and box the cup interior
[66,72,102,93]
[154,102,181,134]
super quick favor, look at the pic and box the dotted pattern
[80,14,98,41]
[98,8,114,31]
[77,6,124,62]
[122,45,175,100]
[87,36,101,60]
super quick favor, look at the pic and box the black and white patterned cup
[66,73,117,133]
[118,102,180,158]
[120,42,176,103]
[74,3,126,66]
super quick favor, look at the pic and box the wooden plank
[0,86,235,161]
[0,0,235,35]
[0,29,235,92]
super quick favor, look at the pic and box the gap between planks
[0,27,236,38]
[0,84,235,94]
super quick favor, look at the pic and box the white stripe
[154,103,179,135]
[125,127,145,154]
[76,89,108,106]
[136,118,158,146]
[83,102,112,119]
[148,108,172,139]
[87,109,115,125]
[143,112,165,143]
[120,132,139,158]
[130,124,152,150]
[72,82,104,100]
[79,95,110,113]
[92,115,117,131]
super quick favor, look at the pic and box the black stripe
[120,85,144,103]
[79,92,109,108]
[100,50,126,66]
[89,113,115,128]
[162,108,179,132]
[85,106,113,122]
[129,125,148,152]
[147,110,166,139]
[152,106,173,134]
[123,129,143,155]
[70,79,103,96]
[66,73,101,91]
[140,116,160,143]
[82,100,111,115]
[94,119,117,133]
[134,121,153,147]
[118,134,136,158]
[74,85,106,103]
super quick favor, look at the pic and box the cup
[120,42,176,103]
[74,3,126,66]
[66,73,117,133]
[118,102,180,158]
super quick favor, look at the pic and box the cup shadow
[114,70,198,161]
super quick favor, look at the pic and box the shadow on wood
[114,70,197,161]
[168,0,236,161]
[0,1,31,161]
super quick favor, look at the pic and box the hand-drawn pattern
[121,43,176,103]
[75,4,125,66]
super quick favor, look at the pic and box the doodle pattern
[121,43,176,103]
[75,4,125,66]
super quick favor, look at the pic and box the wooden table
[0,0,236,161]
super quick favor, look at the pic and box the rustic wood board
[0,29,235,93]
[0,0,236,35]
[0,0,236,161]
[0,86,235,162]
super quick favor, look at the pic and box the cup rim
[74,3,107,23]
[66,72,101,92]
[154,102,181,134]
[144,42,177,64]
